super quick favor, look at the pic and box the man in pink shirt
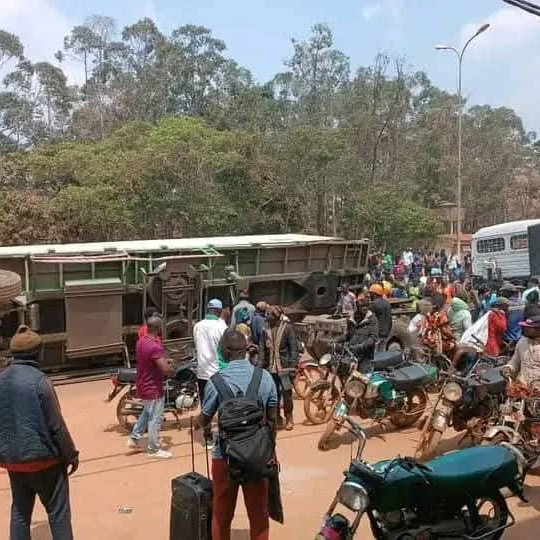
[127,316,174,459]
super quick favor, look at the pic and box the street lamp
[435,23,490,259]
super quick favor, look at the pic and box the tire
[318,419,339,451]
[386,338,403,352]
[304,383,341,425]
[468,492,509,540]
[484,433,528,482]
[0,270,22,304]
[293,365,323,399]
[166,317,191,339]
[415,428,443,461]
[116,390,140,432]
[389,389,428,429]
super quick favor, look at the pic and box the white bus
[472,219,540,280]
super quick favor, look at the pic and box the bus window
[477,237,505,253]
[510,234,528,250]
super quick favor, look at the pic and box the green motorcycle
[317,415,526,540]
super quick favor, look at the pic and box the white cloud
[460,6,540,55]
[0,0,83,83]
[361,0,404,22]
[457,6,540,132]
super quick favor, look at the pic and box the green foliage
[0,18,538,250]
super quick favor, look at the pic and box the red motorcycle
[106,360,199,431]
[293,358,325,399]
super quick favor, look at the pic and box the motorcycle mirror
[320,354,333,366]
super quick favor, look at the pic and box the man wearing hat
[193,299,228,447]
[504,315,540,387]
[0,325,78,539]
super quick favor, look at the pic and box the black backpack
[210,367,275,484]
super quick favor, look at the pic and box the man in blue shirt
[195,330,278,540]
[251,301,268,347]
[500,283,524,344]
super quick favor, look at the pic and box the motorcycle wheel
[389,389,428,429]
[293,366,324,400]
[304,384,341,425]
[468,493,509,540]
[318,419,340,451]
[116,391,140,432]
[415,428,442,461]
[484,433,529,482]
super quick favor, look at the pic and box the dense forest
[0,16,538,250]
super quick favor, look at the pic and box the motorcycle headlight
[344,380,366,400]
[338,481,370,513]
[443,382,463,403]
[431,410,447,432]
[320,354,333,367]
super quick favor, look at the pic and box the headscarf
[450,297,469,313]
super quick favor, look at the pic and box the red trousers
[212,458,269,540]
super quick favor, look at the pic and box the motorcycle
[293,357,325,400]
[106,360,199,431]
[316,415,526,540]
[416,363,507,461]
[317,361,437,451]
[304,345,408,425]
[483,379,540,475]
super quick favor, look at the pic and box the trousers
[272,373,293,417]
[8,463,73,540]
[130,396,165,453]
[212,458,269,540]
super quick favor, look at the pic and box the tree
[0,30,24,71]
[279,23,349,125]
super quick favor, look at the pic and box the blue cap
[207,298,223,310]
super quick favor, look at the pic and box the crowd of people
[4,267,540,540]
[133,290,295,539]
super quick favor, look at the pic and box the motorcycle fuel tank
[366,373,396,402]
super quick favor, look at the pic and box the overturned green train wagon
[0,234,369,371]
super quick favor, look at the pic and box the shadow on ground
[232,530,250,540]
[31,522,52,540]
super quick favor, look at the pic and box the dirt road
[1,380,540,539]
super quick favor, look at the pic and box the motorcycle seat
[472,367,507,395]
[387,364,435,392]
[423,446,518,498]
[371,351,403,371]
[371,446,519,512]
[117,368,136,384]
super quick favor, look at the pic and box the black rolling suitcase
[170,418,213,540]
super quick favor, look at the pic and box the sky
[2,0,540,132]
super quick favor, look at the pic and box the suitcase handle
[190,416,210,478]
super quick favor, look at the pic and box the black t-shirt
[372,297,392,338]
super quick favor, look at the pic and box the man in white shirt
[403,248,414,276]
[193,298,227,447]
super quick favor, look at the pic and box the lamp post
[435,23,490,259]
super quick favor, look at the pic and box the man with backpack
[195,329,278,540]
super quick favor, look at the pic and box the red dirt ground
[1,379,540,539]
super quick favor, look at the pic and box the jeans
[130,396,165,453]
[212,458,269,540]
[9,463,73,540]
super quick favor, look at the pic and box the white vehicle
[472,219,540,280]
